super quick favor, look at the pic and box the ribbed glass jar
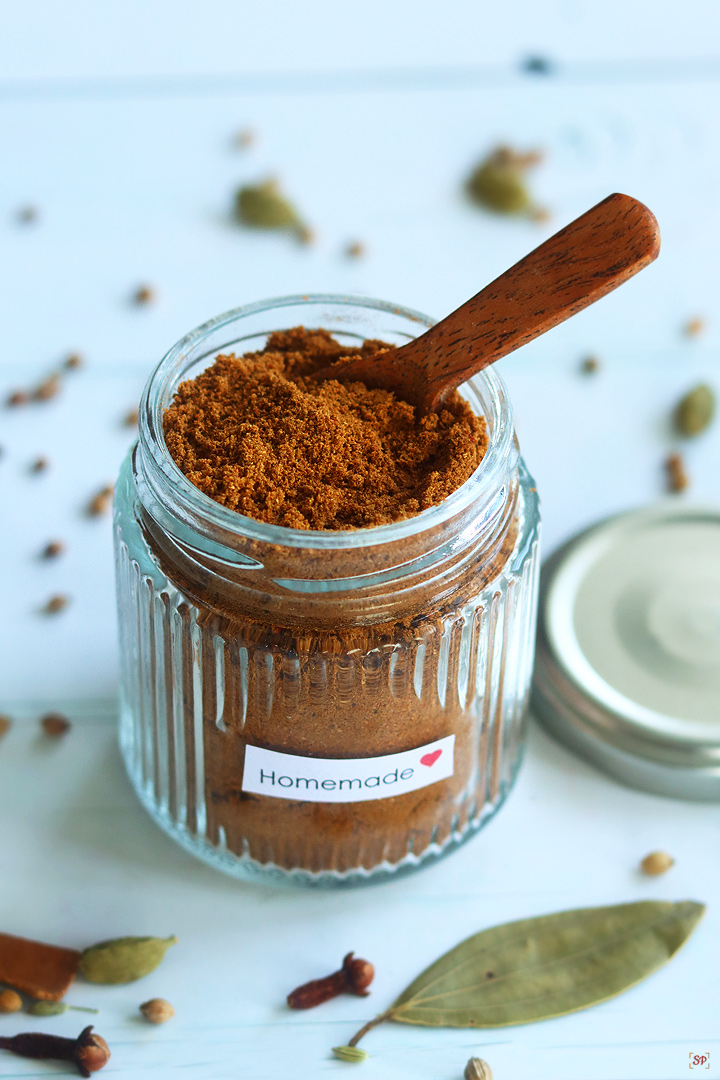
[113,295,541,886]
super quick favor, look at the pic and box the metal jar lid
[532,503,720,800]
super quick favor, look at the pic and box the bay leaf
[388,901,704,1028]
[80,935,177,984]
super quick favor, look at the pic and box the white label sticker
[242,735,455,803]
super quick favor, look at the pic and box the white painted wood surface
[1,4,719,1077]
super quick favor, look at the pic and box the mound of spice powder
[163,328,487,530]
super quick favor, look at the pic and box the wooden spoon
[316,192,660,411]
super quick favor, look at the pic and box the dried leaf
[675,384,715,437]
[80,935,177,984]
[388,901,704,1028]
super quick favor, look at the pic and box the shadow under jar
[113,295,541,886]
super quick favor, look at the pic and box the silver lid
[532,503,720,800]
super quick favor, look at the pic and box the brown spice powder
[163,328,487,530]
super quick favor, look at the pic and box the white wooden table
[1,4,719,1078]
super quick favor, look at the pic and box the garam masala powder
[162,328,487,530]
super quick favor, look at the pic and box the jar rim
[139,293,515,551]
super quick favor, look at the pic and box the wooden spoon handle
[411,192,660,410]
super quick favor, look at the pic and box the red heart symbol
[420,749,442,767]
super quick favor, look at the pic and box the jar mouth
[139,293,515,551]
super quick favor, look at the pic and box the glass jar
[113,295,541,886]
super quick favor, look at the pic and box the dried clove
[287,952,374,1010]
[0,1025,110,1077]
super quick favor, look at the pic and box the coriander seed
[42,540,65,559]
[665,452,689,493]
[296,223,315,246]
[87,486,113,516]
[0,989,22,1013]
[30,457,49,474]
[44,594,70,615]
[234,128,255,149]
[33,374,61,402]
[139,998,174,1024]
[41,713,72,737]
[0,715,12,738]
[683,316,705,338]
[641,851,674,876]
[134,285,156,306]
[7,390,29,407]
[345,241,365,259]
[65,353,83,370]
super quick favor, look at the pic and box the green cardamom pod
[467,160,529,214]
[235,180,302,231]
[80,935,177,984]
[30,1001,69,1016]
[467,146,542,216]
[30,1001,99,1016]
[675,384,715,437]
[465,1058,493,1080]
[332,1045,369,1063]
